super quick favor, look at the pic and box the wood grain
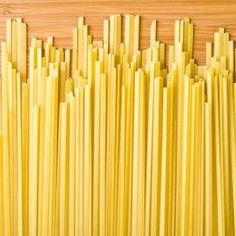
[1,1,236,64]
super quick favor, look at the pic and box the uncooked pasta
[0,15,236,236]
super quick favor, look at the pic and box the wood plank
[1,2,236,64]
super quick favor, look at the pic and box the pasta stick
[29,105,39,236]
[137,70,146,236]
[204,102,213,236]
[75,87,84,236]
[131,70,141,236]
[150,77,163,235]
[159,88,168,236]
[69,94,75,236]
[21,82,29,236]
[99,73,107,236]
[16,73,23,236]
[117,86,126,236]
[145,75,154,236]
[84,85,92,236]
[150,21,157,48]
[93,61,101,236]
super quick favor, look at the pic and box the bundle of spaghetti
[0,15,236,236]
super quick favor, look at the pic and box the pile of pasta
[0,15,236,236]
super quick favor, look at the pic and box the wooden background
[1,0,236,64]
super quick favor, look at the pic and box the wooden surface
[1,1,236,64]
